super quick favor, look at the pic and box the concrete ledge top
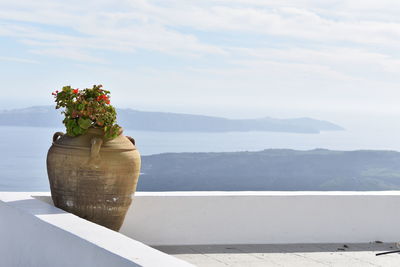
[4,191,400,198]
[3,191,400,247]
[0,191,192,267]
[135,191,400,196]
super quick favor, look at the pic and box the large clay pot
[46,128,141,231]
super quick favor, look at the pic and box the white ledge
[0,192,192,267]
[121,191,400,245]
[134,190,400,196]
[3,190,400,266]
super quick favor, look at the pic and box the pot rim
[52,143,137,151]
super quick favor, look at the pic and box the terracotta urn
[46,128,141,231]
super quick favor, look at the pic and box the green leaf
[78,117,92,129]
[55,84,121,139]
[72,125,85,135]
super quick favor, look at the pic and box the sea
[1,123,400,191]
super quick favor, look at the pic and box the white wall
[0,192,192,267]
[7,191,400,253]
[121,191,400,245]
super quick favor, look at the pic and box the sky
[1,0,400,121]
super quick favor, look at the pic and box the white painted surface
[6,191,400,251]
[120,191,400,245]
[0,192,192,267]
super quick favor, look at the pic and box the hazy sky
[1,0,400,120]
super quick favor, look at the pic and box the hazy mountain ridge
[138,149,400,191]
[0,106,343,133]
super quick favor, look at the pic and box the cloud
[0,56,38,63]
[29,48,106,63]
[1,1,400,60]
[0,1,226,61]
[1,0,400,116]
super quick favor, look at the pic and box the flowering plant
[52,84,121,139]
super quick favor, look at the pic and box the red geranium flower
[97,94,109,102]
[52,84,121,139]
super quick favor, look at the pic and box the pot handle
[53,132,64,143]
[90,137,103,160]
[126,136,135,145]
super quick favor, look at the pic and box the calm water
[1,125,400,191]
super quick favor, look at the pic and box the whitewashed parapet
[121,191,400,245]
[0,192,192,267]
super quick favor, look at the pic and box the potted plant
[47,85,141,231]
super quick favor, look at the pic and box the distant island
[138,149,400,191]
[0,106,343,133]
